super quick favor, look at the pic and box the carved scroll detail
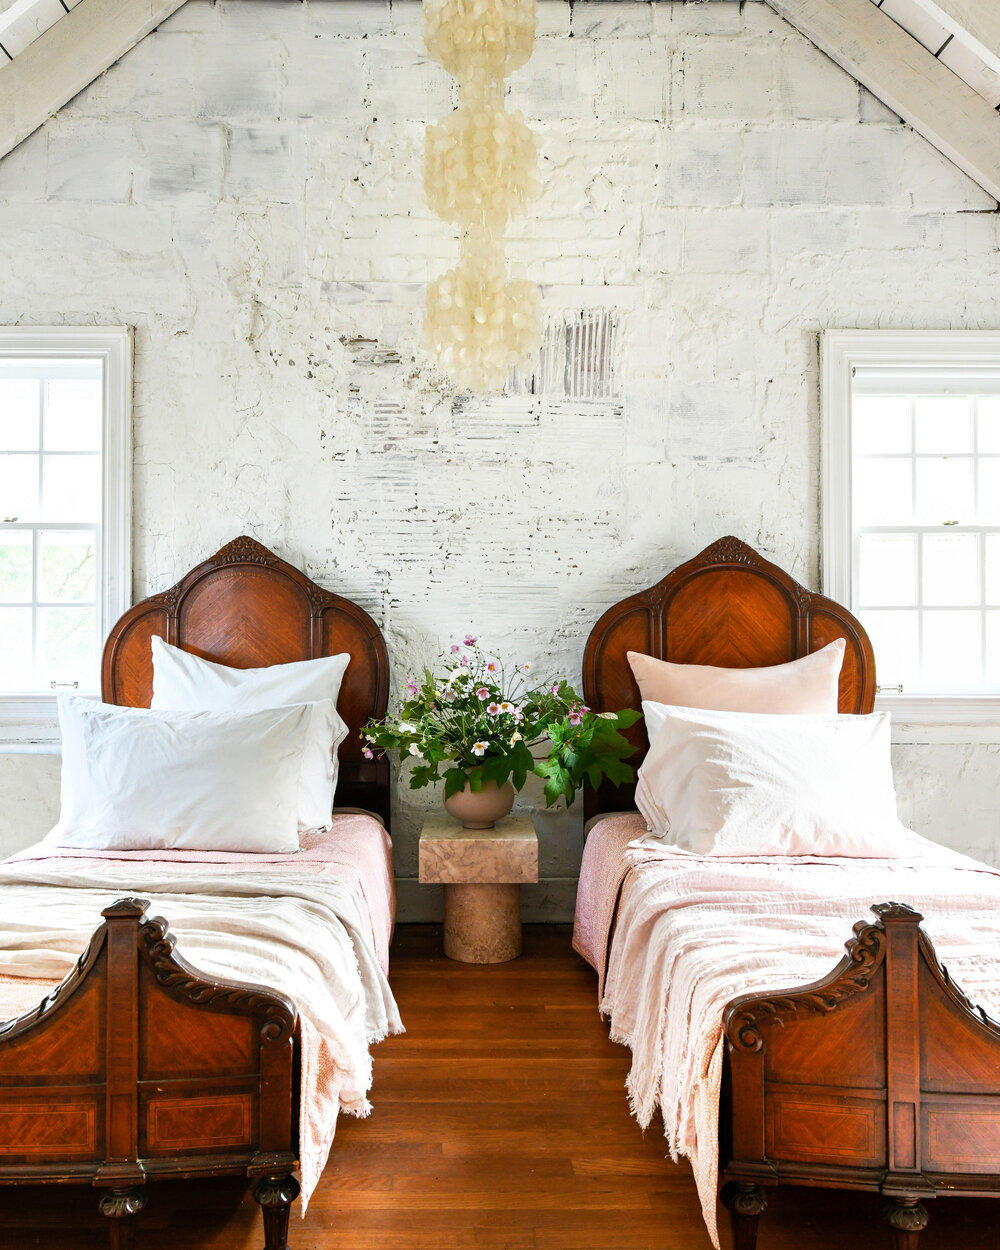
[139,916,297,1045]
[694,535,761,568]
[726,913,885,1053]
[213,536,278,566]
[0,921,109,1042]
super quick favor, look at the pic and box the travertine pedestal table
[418,813,539,963]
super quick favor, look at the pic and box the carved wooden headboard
[582,536,876,820]
[101,535,391,828]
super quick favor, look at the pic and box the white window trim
[0,326,132,748]
[821,328,1000,744]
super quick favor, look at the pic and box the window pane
[914,396,973,454]
[0,453,39,522]
[860,609,920,688]
[852,396,911,455]
[978,397,1000,453]
[923,533,979,606]
[987,612,1000,684]
[854,459,913,525]
[922,610,982,688]
[0,380,40,450]
[0,606,33,691]
[39,531,96,603]
[0,531,32,602]
[37,606,96,690]
[41,454,101,522]
[978,459,1000,524]
[858,533,916,606]
[914,457,973,524]
[987,535,1000,605]
[45,378,102,451]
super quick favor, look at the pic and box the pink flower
[487,702,501,716]
[450,644,460,653]
[362,746,374,759]
[464,634,478,646]
[476,687,490,700]
[486,661,498,673]
[523,662,532,673]
[568,712,583,726]
[551,684,560,696]
[460,655,469,666]
[405,680,418,696]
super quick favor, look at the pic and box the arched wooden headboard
[582,535,876,820]
[101,535,391,828]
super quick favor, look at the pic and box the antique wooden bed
[582,535,1000,1249]
[0,535,390,1250]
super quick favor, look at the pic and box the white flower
[408,743,422,757]
[472,741,488,757]
[523,662,532,673]
[398,721,416,734]
[499,701,515,715]
[509,732,522,745]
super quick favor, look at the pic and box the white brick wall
[0,0,998,914]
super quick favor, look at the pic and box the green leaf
[443,767,469,798]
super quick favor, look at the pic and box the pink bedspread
[574,813,1000,1247]
[0,810,397,1207]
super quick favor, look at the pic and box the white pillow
[635,701,914,857]
[150,637,350,831]
[50,695,310,853]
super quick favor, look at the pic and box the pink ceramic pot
[443,780,516,829]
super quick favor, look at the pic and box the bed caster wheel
[253,1172,301,1250]
[881,1196,928,1249]
[98,1187,146,1250]
[721,1182,766,1250]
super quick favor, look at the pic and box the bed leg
[881,1197,929,1249]
[721,1182,766,1250]
[98,1187,146,1250]
[252,1171,301,1250]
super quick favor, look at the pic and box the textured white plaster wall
[0,0,998,910]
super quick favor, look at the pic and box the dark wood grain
[1,928,997,1249]
[1,537,393,1249]
[581,535,875,821]
[0,900,299,1248]
[102,535,391,827]
[582,537,1000,1245]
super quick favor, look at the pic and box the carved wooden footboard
[720,902,1000,1249]
[0,898,300,1250]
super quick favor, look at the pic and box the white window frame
[822,328,1000,744]
[0,326,132,749]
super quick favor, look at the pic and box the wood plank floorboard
[0,924,997,1249]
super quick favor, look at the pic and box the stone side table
[418,813,538,964]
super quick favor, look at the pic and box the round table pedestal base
[443,883,523,963]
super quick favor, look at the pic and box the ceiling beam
[908,0,1000,78]
[765,0,1000,204]
[0,0,188,162]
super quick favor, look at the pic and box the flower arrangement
[361,638,641,807]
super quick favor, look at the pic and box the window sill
[877,694,1000,744]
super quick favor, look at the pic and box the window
[0,328,131,744]
[822,330,1000,734]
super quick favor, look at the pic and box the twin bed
[1,534,999,1250]
[0,536,400,1249]
[575,536,1000,1249]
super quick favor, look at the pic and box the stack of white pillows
[629,638,916,857]
[48,638,351,854]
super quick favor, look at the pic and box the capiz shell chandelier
[423,0,542,392]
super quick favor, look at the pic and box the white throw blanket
[0,854,403,1207]
[577,814,1000,1248]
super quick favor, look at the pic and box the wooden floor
[3,925,998,1250]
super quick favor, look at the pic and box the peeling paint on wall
[0,0,998,908]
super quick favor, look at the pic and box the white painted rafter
[907,0,1000,78]
[766,0,1000,203]
[0,0,188,162]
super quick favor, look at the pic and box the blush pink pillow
[627,638,846,716]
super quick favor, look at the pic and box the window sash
[822,329,1000,738]
[0,327,131,743]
